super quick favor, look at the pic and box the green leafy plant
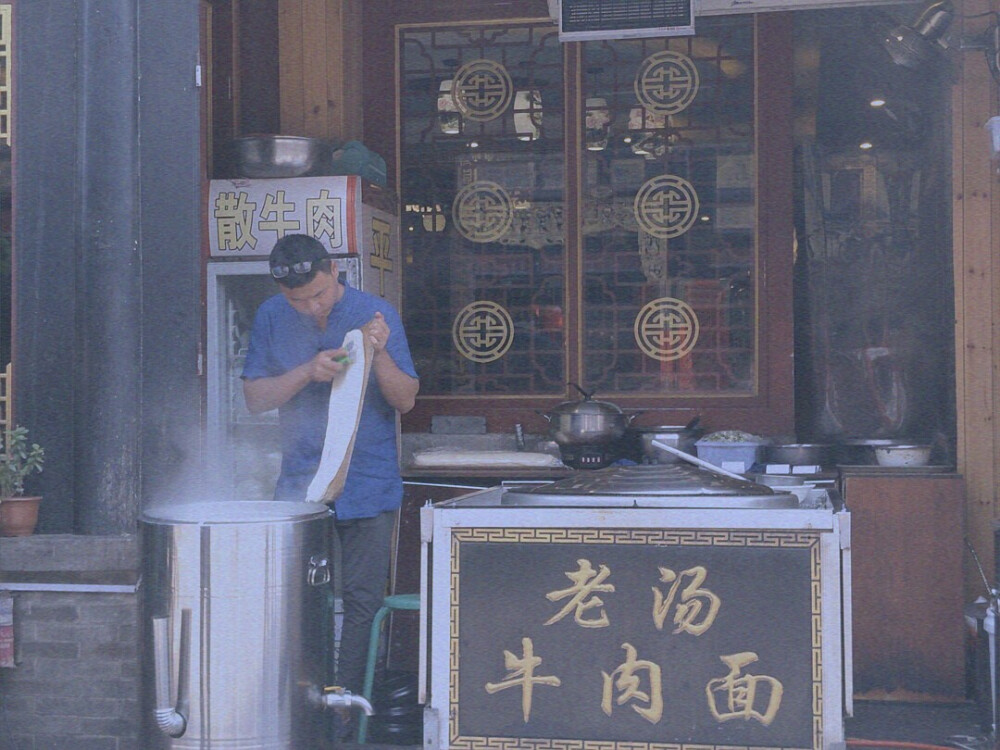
[0,425,44,498]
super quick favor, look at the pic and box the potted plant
[0,425,45,536]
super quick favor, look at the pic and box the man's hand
[309,348,351,382]
[366,311,419,413]
[367,311,390,354]
[244,346,349,414]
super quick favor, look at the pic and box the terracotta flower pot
[0,496,42,536]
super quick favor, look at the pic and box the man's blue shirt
[242,282,417,518]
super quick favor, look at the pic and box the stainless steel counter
[418,466,852,750]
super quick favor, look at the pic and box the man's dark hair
[269,234,332,289]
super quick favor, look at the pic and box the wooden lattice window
[397,14,793,428]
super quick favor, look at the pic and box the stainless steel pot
[536,383,635,447]
[141,500,368,749]
[632,421,701,464]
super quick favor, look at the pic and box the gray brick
[28,658,127,682]
[1,658,36,677]
[115,697,140,719]
[0,706,43,734]
[0,693,34,714]
[4,668,137,698]
[54,716,136,737]
[115,623,137,642]
[0,534,137,573]
[29,621,92,642]
[0,677,78,697]
[117,663,139,682]
[34,736,119,750]
[18,640,78,659]
[81,678,139,700]
[23,603,80,623]
[39,695,123,719]
[86,640,135,660]
[77,601,137,626]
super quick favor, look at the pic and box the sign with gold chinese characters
[447,528,823,749]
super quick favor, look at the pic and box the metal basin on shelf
[232,135,326,178]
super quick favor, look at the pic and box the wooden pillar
[952,0,1000,597]
[278,0,363,142]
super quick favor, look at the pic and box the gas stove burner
[558,444,616,469]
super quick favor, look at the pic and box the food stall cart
[419,463,852,750]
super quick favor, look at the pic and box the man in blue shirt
[242,234,419,729]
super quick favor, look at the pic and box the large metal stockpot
[537,384,633,446]
[140,500,335,749]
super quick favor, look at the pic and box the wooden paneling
[952,0,1000,602]
[844,472,966,699]
[278,0,363,141]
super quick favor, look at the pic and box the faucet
[315,686,375,715]
[514,423,525,451]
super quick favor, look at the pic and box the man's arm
[367,311,419,413]
[243,349,347,414]
[372,349,419,414]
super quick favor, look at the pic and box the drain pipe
[152,608,191,737]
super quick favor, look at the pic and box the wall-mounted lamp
[584,98,610,151]
[437,80,463,135]
[882,0,1000,79]
[882,0,955,69]
[513,89,543,142]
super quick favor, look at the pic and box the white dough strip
[305,323,375,503]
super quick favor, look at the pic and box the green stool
[357,592,420,744]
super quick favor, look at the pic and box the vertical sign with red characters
[0,591,14,668]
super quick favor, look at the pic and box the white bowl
[874,444,932,467]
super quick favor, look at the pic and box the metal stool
[357,592,420,744]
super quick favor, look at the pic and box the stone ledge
[0,533,138,574]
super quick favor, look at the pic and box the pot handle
[534,410,552,423]
[308,555,331,586]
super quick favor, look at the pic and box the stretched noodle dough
[305,324,374,503]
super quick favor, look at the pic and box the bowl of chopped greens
[695,430,768,473]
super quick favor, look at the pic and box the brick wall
[0,535,140,750]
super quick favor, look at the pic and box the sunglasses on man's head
[270,260,315,279]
